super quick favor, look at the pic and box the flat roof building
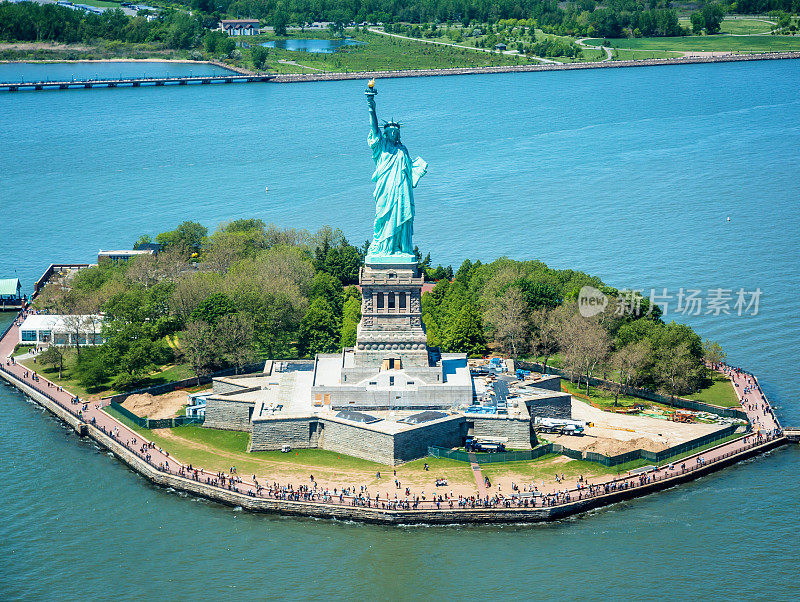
[0,278,22,301]
[98,249,155,263]
[19,314,105,346]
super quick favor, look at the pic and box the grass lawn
[21,351,197,399]
[685,373,740,408]
[249,30,538,74]
[101,417,478,491]
[150,363,195,384]
[21,353,113,399]
[11,344,34,357]
[677,18,775,35]
[721,19,775,35]
[585,35,800,53]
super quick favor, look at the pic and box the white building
[98,249,155,263]
[19,315,105,346]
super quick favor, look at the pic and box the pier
[1,73,273,92]
[784,429,800,442]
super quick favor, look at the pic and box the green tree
[182,319,218,381]
[443,301,486,356]
[702,339,726,366]
[251,45,268,69]
[656,342,697,400]
[40,345,65,379]
[133,234,153,249]
[701,3,724,34]
[75,347,109,390]
[483,286,529,357]
[611,340,650,404]
[530,306,562,373]
[156,221,208,254]
[214,312,255,374]
[690,11,705,34]
[190,292,236,325]
[340,294,361,347]
[309,272,344,319]
[298,298,340,356]
[272,11,289,36]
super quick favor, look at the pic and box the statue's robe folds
[368,128,427,257]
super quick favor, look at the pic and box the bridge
[784,428,800,442]
[0,74,273,92]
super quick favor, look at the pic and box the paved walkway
[0,310,784,513]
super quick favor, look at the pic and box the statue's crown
[382,119,402,129]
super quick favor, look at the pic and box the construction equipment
[533,417,586,436]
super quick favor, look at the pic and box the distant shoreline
[1,52,798,89]
[269,51,800,83]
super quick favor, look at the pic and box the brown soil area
[581,436,666,455]
[122,390,186,420]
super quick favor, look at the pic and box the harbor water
[0,59,799,599]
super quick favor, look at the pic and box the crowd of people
[0,311,788,516]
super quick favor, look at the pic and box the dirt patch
[122,390,187,420]
[581,436,666,455]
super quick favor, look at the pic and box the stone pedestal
[341,259,442,384]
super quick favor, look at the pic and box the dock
[784,429,800,442]
[1,73,273,92]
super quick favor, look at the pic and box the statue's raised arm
[366,79,380,138]
[362,80,425,263]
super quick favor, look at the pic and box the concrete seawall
[270,52,800,84]
[0,366,787,525]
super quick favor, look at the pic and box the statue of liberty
[364,81,427,263]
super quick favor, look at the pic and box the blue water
[1,59,799,598]
[0,61,236,83]
[261,38,365,52]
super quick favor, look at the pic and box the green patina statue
[365,81,427,264]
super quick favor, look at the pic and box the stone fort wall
[204,397,254,431]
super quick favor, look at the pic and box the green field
[677,18,774,35]
[720,19,775,34]
[248,30,536,74]
[103,418,479,490]
[585,35,800,53]
[21,352,195,399]
[686,373,740,408]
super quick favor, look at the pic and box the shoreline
[0,59,253,75]
[1,52,798,86]
[269,52,800,83]
[0,367,786,524]
[0,312,789,525]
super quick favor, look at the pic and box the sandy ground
[122,390,187,420]
[550,399,727,455]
